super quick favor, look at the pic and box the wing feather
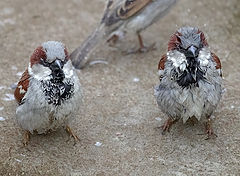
[211,52,222,77]
[14,69,30,104]
[118,0,152,19]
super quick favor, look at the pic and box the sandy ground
[0,0,240,175]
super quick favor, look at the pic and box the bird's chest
[41,80,74,106]
[176,87,207,122]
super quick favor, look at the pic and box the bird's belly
[178,89,206,123]
[155,80,221,123]
[15,81,80,134]
[16,103,73,134]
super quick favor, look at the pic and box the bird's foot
[124,43,156,55]
[161,118,176,135]
[205,119,217,140]
[23,131,31,146]
[66,126,80,144]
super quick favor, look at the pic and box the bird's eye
[40,58,50,67]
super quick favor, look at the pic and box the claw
[161,118,177,135]
[122,32,156,55]
[23,131,31,146]
[205,119,217,140]
[66,126,80,144]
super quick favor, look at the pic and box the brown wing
[158,54,167,70]
[118,0,152,19]
[211,52,222,77]
[158,54,167,81]
[14,69,30,104]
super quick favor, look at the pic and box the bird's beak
[50,59,65,81]
[51,59,63,71]
[188,45,198,57]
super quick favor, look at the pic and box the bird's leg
[205,118,217,140]
[66,125,80,143]
[125,32,156,54]
[23,130,31,146]
[161,118,177,135]
[107,34,119,47]
[137,33,156,52]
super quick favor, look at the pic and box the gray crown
[177,27,202,49]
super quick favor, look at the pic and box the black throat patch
[41,79,74,106]
[176,54,205,88]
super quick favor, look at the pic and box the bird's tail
[70,25,106,69]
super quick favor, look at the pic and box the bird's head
[29,41,72,82]
[168,26,208,58]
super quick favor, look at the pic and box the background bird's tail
[70,25,106,69]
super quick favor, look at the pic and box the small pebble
[2,93,15,101]
[16,72,23,77]
[155,117,162,121]
[95,142,102,147]
[0,117,6,121]
[133,78,140,82]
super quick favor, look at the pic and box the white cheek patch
[63,61,74,79]
[28,63,52,81]
[168,51,188,71]
[198,48,210,66]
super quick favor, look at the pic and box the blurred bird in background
[70,0,177,69]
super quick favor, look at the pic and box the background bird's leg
[205,118,217,140]
[23,130,30,146]
[125,32,156,54]
[137,32,156,53]
[66,125,80,143]
[161,118,177,134]
[137,32,145,50]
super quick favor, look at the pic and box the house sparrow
[14,41,82,145]
[154,27,222,138]
[70,0,177,69]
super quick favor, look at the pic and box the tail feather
[70,26,106,69]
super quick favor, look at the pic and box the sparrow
[14,41,82,145]
[70,0,177,69]
[154,27,222,139]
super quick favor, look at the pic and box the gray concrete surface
[0,0,240,175]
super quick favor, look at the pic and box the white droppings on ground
[133,77,140,82]
[15,159,22,163]
[231,105,235,109]
[11,66,17,70]
[89,60,108,65]
[155,117,162,121]
[0,117,5,121]
[0,18,15,26]
[0,107,4,111]
[2,93,15,101]
[95,142,102,147]
[0,7,14,16]
[16,72,23,77]
[0,86,4,90]
[10,83,18,89]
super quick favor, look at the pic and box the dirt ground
[0,0,240,175]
